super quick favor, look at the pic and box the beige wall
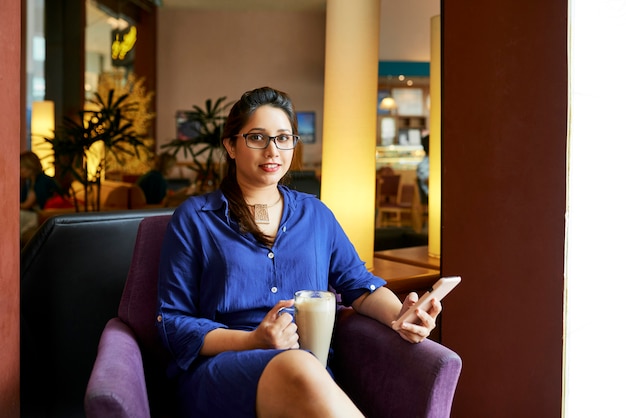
[380,0,440,61]
[156,9,326,169]
[155,0,440,171]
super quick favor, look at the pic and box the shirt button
[369,284,376,291]
[157,315,163,322]
[282,226,287,232]
[268,252,275,259]
[271,286,278,293]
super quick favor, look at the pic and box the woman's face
[224,105,294,190]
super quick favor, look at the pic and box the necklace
[246,194,282,224]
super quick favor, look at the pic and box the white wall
[564,0,626,415]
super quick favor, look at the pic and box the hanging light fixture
[379,96,397,110]
[379,75,397,111]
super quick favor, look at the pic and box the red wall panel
[441,1,567,416]
[0,0,23,416]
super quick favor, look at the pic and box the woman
[19,151,60,239]
[136,152,191,206]
[157,87,441,417]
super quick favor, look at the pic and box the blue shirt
[20,173,60,209]
[157,185,386,373]
[417,155,429,195]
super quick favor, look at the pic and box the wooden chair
[377,174,401,206]
[375,174,401,228]
[377,182,422,230]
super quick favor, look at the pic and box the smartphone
[395,276,461,325]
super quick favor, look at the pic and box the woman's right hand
[252,299,299,350]
[200,300,299,356]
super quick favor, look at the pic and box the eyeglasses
[236,133,300,150]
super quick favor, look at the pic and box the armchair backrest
[118,214,170,353]
[117,214,176,413]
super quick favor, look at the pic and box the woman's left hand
[391,292,442,343]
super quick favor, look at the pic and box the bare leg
[256,350,364,418]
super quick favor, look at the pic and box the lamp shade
[30,101,55,176]
[379,96,398,110]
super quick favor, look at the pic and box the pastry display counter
[376,145,425,171]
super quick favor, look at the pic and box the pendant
[254,204,270,224]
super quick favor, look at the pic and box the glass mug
[281,290,336,365]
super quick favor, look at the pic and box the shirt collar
[199,184,311,220]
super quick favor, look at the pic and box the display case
[376,144,425,171]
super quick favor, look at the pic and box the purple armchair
[85,215,461,418]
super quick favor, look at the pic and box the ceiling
[88,0,428,88]
[160,0,326,12]
[87,0,326,57]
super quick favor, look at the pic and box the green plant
[98,72,155,176]
[161,97,233,190]
[45,89,148,211]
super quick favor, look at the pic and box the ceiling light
[379,96,397,110]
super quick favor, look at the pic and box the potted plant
[161,96,233,191]
[98,72,156,178]
[45,89,149,211]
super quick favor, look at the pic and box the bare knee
[260,349,328,394]
[256,350,338,418]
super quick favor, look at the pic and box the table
[371,255,442,342]
[372,257,440,300]
[374,245,440,270]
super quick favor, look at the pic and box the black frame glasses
[235,133,300,150]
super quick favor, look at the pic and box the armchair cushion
[84,318,150,418]
[332,308,462,418]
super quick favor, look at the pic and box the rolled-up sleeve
[156,203,226,372]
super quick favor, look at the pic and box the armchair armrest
[332,308,462,418]
[84,318,151,418]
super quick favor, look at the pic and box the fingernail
[278,307,294,316]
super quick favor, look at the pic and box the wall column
[0,0,22,415]
[321,0,380,268]
[441,0,567,416]
[428,15,441,258]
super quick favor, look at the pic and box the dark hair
[20,151,44,176]
[220,86,299,246]
[421,134,430,155]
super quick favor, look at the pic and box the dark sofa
[20,208,174,418]
[284,170,322,197]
